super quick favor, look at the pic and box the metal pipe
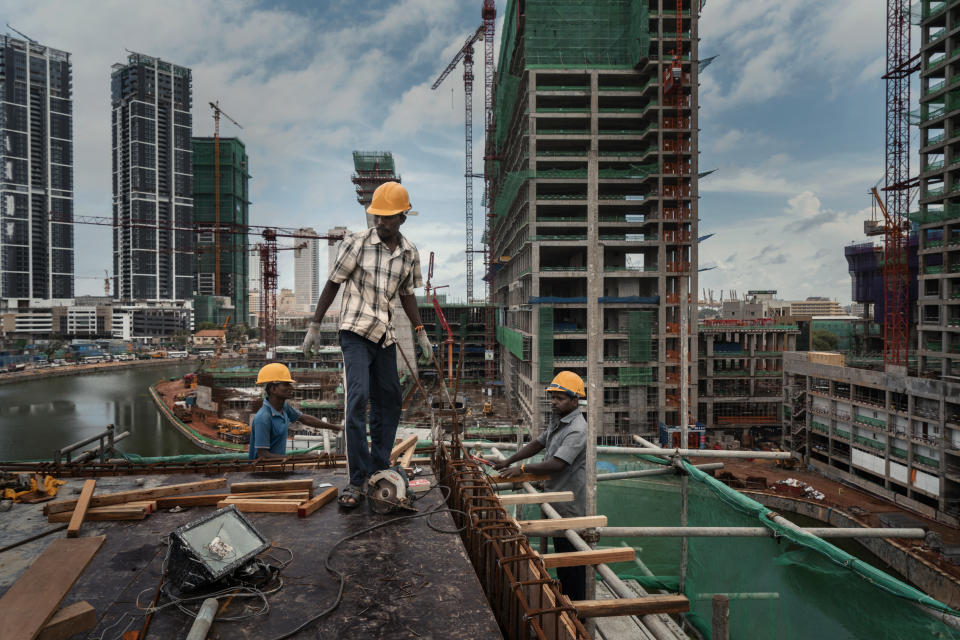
[633,434,660,449]
[597,463,724,481]
[522,482,686,640]
[695,592,780,600]
[594,526,926,539]
[468,440,792,459]
[184,597,218,640]
[72,431,131,464]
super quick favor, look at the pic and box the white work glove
[417,329,433,365]
[301,321,323,356]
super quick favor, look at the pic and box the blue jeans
[339,330,402,487]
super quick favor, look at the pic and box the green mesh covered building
[491,0,698,437]
[192,137,250,326]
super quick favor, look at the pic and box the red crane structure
[432,26,484,304]
[881,0,920,368]
[424,251,455,381]
[481,0,497,386]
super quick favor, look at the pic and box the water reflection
[0,363,203,461]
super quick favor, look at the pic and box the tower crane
[208,101,243,297]
[432,26,484,303]
[481,0,496,386]
[873,0,920,368]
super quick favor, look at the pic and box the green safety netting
[496,323,525,360]
[538,306,555,382]
[590,455,960,639]
[352,151,396,173]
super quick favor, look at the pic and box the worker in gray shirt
[495,371,587,601]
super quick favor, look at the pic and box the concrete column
[584,67,600,610]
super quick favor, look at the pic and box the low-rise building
[193,329,225,347]
[698,318,800,446]
[784,351,960,526]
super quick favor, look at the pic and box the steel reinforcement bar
[434,444,589,640]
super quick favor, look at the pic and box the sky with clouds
[6,0,904,305]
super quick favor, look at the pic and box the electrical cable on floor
[264,481,467,640]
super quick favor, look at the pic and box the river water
[0,363,203,461]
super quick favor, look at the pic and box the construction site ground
[0,468,502,639]
[705,455,960,580]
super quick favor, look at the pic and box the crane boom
[431,27,484,90]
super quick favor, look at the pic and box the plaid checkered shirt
[329,227,423,347]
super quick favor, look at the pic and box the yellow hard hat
[545,371,585,398]
[257,362,295,384]
[366,181,411,216]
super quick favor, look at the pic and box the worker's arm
[494,440,547,477]
[296,413,343,432]
[399,293,423,328]
[310,280,342,324]
[499,455,567,478]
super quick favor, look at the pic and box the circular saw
[367,467,416,514]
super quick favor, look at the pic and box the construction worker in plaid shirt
[302,182,430,508]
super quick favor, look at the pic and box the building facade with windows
[0,35,74,302]
[111,53,193,301]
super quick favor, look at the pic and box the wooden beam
[572,595,689,618]
[389,435,418,465]
[498,491,574,506]
[399,443,417,469]
[516,516,608,535]
[225,491,309,501]
[37,601,97,640]
[216,499,302,513]
[44,478,227,514]
[48,506,146,523]
[66,479,96,538]
[154,490,306,508]
[540,547,636,569]
[298,487,338,518]
[0,536,104,640]
[228,479,314,495]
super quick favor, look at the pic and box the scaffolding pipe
[593,526,926,539]
[694,592,780,600]
[468,441,792,459]
[597,463,723,481]
[521,483,687,640]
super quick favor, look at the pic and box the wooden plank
[225,491,309,501]
[0,536,104,640]
[389,435,418,465]
[228,479,314,495]
[66,479,97,538]
[154,490,307,508]
[540,547,636,569]
[298,487,338,518]
[498,491,574,506]
[399,443,417,469]
[491,473,551,485]
[572,595,689,618]
[44,478,227,514]
[216,499,301,513]
[37,601,97,640]
[48,506,146,523]
[516,516,607,534]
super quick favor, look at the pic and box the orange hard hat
[366,181,412,216]
[545,371,585,398]
[256,362,295,384]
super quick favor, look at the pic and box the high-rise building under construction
[491,0,698,436]
[294,227,319,312]
[111,53,193,301]
[192,136,250,323]
[0,35,74,302]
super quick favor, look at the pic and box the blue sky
[6,0,902,304]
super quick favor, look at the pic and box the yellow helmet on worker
[256,362,295,384]
[545,371,585,398]
[366,181,414,217]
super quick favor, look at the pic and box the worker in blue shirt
[249,363,341,460]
